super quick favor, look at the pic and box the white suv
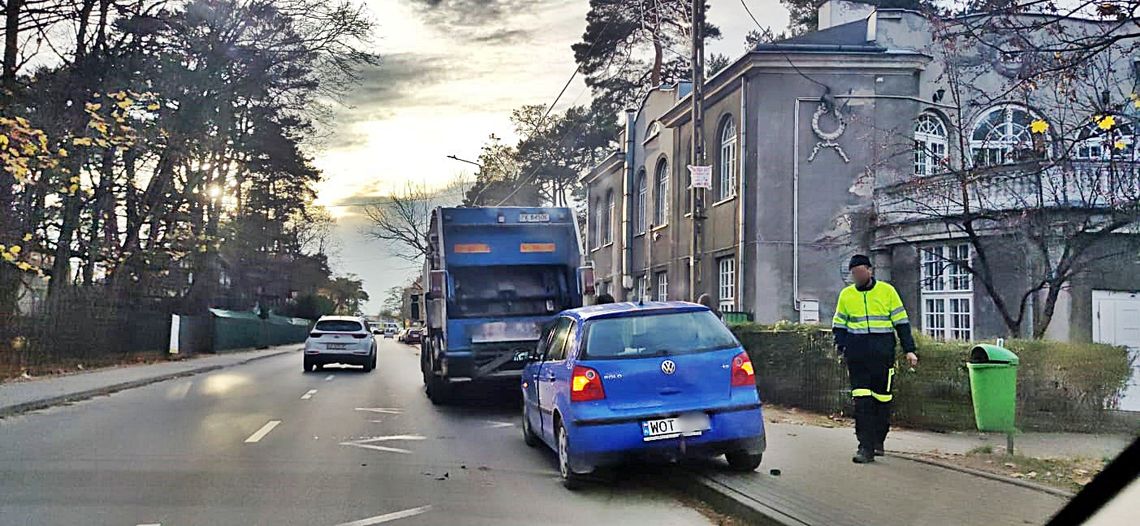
[304,316,377,372]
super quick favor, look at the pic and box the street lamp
[446,154,483,169]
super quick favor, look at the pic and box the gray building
[583,1,1140,346]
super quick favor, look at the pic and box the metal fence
[0,294,170,378]
[1,295,312,379]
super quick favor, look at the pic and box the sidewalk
[0,345,300,417]
[680,408,1132,526]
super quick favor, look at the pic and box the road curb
[0,348,298,418]
[885,451,1076,498]
[668,470,809,526]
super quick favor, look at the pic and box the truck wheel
[725,450,763,472]
[427,374,451,405]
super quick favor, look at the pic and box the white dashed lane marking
[301,389,318,400]
[244,420,281,443]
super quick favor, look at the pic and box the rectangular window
[637,275,649,301]
[717,257,736,312]
[656,272,668,301]
[920,243,973,340]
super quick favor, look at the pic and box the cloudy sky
[315,0,789,313]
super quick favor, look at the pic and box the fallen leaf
[1027,471,1038,479]
[1004,462,1017,468]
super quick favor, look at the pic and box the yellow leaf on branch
[22,233,32,242]
[1030,119,1049,134]
[1097,115,1116,130]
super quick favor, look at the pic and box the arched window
[603,190,614,245]
[636,169,647,234]
[654,159,669,227]
[970,104,1043,166]
[1075,117,1135,161]
[718,117,737,201]
[914,113,948,176]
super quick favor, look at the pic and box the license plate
[641,413,709,441]
[326,343,347,351]
[519,213,549,223]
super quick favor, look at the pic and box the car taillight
[309,332,323,338]
[731,352,755,387]
[352,333,368,339]
[570,366,605,402]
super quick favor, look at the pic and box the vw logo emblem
[661,360,676,375]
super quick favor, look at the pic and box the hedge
[732,322,1138,433]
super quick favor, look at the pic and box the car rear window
[315,320,364,332]
[581,310,739,360]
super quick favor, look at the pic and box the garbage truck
[420,207,592,404]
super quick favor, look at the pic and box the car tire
[557,422,585,490]
[364,356,374,372]
[725,450,763,472]
[522,408,540,448]
[303,357,314,373]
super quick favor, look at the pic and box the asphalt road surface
[0,339,712,526]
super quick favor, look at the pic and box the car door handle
[659,387,682,395]
[544,374,556,382]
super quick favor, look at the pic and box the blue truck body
[420,207,586,404]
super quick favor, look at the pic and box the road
[0,339,712,526]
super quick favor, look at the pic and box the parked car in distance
[521,301,765,489]
[304,316,377,372]
[396,328,409,343]
[404,328,422,345]
[384,322,399,338]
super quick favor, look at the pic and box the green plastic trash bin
[967,344,1019,433]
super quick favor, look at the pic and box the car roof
[317,316,364,322]
[562,301,708,322]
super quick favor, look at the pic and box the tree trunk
[84,148,115,285]
[1033,282,1064,339]
[2,0,21,80]
[75,0,97,60]
[651,39,663,87]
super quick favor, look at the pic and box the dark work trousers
[845,344,896,452]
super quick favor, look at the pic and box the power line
[739,0,831,94]
[494,17,618,206]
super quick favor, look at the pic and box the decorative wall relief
[808,101,850,163]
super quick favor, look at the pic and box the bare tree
[361,180,468,263]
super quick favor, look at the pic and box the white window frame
[592,198,602,249]
[603,190,614,246]
[637,275,649,301]
[920,243,973,340]
[718,118,737,201]
[1074,119,1136,161]
[656,271,668,301]
[717,256,736,312]
[969,104,1042,167]
[654,160,669,227]
[636,171,647,234]
[914,113,948,176]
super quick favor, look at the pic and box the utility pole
[689,0,706,302]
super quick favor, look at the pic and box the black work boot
[852,449,875,464]
[874,444,885,457]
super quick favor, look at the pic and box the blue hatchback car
[521,301,766,488]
